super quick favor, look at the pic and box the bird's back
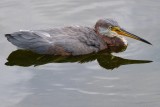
[6,26,107,55]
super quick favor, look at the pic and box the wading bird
[5,19,151,56]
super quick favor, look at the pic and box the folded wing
[5,26,107,55]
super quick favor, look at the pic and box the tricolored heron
[5,19,151,56]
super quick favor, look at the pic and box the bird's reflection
[5,50,152,70]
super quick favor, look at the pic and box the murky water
[0,0,160,107]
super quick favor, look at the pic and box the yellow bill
[111,27,152,45]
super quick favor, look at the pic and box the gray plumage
[6,26,107,55]
[104,18,119,27]
[6,18,143,55]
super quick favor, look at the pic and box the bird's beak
[112,27,152,45]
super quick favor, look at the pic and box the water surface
[0,0,160,107]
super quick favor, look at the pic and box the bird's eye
[108,26,112,30]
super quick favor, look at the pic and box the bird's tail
[5,33,20,46]
[5,31,53,54]
[5,34,11,38]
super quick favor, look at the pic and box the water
[0,0,160,107]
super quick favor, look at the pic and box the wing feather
[6,26,106,55]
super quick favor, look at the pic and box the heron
[5,19,152,56]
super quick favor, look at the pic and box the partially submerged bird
[5,19,151,56]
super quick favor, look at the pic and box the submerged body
[5,19,151,55]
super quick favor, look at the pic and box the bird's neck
[95,28,127,52]
[94,27,113,45]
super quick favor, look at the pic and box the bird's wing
[6,30,54,54]
[6,26,106,55]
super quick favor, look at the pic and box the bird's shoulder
[35,26,96,37]
[18,26,97,38]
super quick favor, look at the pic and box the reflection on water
[1,0,160,107]
[6,50,152,70]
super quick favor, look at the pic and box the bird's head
[95,19,152,45]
